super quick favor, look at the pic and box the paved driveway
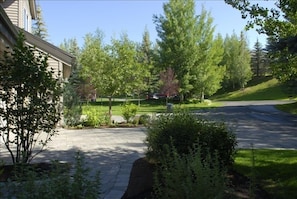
[197,100,297,149]
[0,100,296,198]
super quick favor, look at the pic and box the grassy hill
[212,77,294,101]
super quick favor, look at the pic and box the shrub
[82,106,109,127]
[64,106,82,127]
[138,114,151,126]
[121,102,138,123]
[145,110,237,167]
[153,144,227,199]
[3,152,101,199]
[0,32,62,164]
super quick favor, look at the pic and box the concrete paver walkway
[0,127,147,199]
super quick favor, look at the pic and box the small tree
[159,67,179,103]
[0,32,62,164]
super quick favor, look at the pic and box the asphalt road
[196,100,297,149]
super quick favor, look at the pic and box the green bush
[121,102,138,123]
[3,152,101,199]
[64,106,82,127]
[153,144,227,199]
[145,110,237,167]
[82,106,109,127]
[138,114,151,126]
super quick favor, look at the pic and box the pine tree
[60,38,83,126]
[138,28,158,95]
[32,5,48,40]
[251,39,269,77]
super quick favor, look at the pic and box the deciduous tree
[0,33,62,164]
[80,30,144,119]
[225,0,297,89]
[154,0,200,101]
[222,32,252,90]
[190,9,225,102]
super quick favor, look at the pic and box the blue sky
[38,0,276,49]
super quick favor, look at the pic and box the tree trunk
[108,96,112,124]
[200,91,205,103]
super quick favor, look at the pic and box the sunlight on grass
[235,149,297,199]
[276,102,297,115]
[213,78,292,101]
[82,98,221,116]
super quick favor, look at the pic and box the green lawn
[235,149,297,199]
[82,98,221,116]
[276,102,297,115]
[212,78,292,101]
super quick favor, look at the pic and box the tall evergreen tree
[154,0,200,101]
[32,5,48,40]
[251,39,268,77]
[60,38,83,126]
[137,28,158,95]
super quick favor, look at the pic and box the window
[23,8,28,31]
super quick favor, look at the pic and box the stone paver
[0,127,147,199]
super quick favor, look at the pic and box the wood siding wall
[2,0,33,33]
[1,0,19,27]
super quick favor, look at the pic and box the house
[0,0,74,80]
[0,0,75,126]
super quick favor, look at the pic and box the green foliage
[251,40,269,77]
[138,29,159,95]
[222,31,252,90]
[213,78,292,101]
[3,152,101,199]
[121,103,138,123]
[145,110,237,167]
[82,106,109,127]
[32,5,48,40]
[153,144,227,199]
[0,32,62,164]
[154,0,200,100]
[138,114,152,126]
[80,30,147,119]
[191,10,225,102]
[225,0,297,91]
[235,149,297,199]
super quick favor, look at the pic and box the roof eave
[17,27,75,66]
[29,0,37,19]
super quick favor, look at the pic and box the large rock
[121,158,155,199]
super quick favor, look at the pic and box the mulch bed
[0,162,71,182]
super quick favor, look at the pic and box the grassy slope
[212,77,291,101]
[212,77,297,114]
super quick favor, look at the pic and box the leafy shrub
[0,33,62,164]
[3,152,101,199]
[64,106,82,127]
[82,106,109,127]
[121,102,138,123]
[153,144,227,199]
[138,114,151,126]
[145,110,237,167]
